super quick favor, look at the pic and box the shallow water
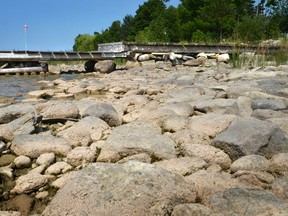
[0,73,76,102]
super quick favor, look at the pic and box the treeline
[73,0,288,51]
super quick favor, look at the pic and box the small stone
[14,155,31,168]
[36,153,55,166]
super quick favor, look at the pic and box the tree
[200,0,237,42]
[73,34,95,51]
[129,0,168,40]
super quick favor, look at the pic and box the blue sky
[0,0,180,51]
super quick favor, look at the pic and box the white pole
[24,25,28,51]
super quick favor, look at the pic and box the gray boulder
[98,121,176,162]
[181,143,232,169]
[0,111,37,142]
[193,99,237,114]
[252,99,286,110]
[42,161,197,216]
[0,104,35,124]
[35,101,79,119]
[213,118,288,161]
[11,134,72,158]
[230,154,269,173]
[94,60,116,73]
[209,188,288,216]
[82,101,122,127]
[189,113,237,138]
[57,116,110,147]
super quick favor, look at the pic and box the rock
[42,161,197,216]
[57,116,110,147]
[82,101,122,127]
[252,99,286,110]
[51,171,77,189]
[230,155,269,173]
[0,154,16,166]
[193,99,237,114]
[66,147,96,167]
[0,141,6,154]
[171,129,212,146]
[11,134,72,158]
[216,53,230,62]
[268,117,288,135]
[236,96,253,117]
[45,161,73,175]
[27,89,55,99]
[183,59,204,67]
[271,177,288,199]
[35,191,49,200]
[0,166,13,179]
[189,113,237,138]
[11,173,49,194]
[125,60,141,69]
[269,153,288,176]
[181,143,231,169]
[185,170,250,204]
[0,111,37,142]
[36,153,55,166]
[252,109,288,120]
[94,60,115,73]
[117,153,152,164]
[0,211,22,216]
[172,203,220,216]
[98,121,176,162]
[34,101,79,119]
[140,108,176,128]
[14,155,31,168]
[160,102,194,117]
[0,104,35,124]
[162,115,189,132]
[233,170,275,188]
[164,87,204,103]
[213,118,288,161]
[209,188,288,215]
[153,157,207,176]
[66,86,87,99]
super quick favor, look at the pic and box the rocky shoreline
[0,59,288,215]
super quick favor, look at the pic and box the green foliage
[233,15,267,43]
[73,0,287,49]
[73,34,95,51]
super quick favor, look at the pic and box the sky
[0,0,180,51]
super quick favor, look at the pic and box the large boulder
[34,101,79,119]
[251,99,286,110]
[94,60,116,73]
[181,143,232,169]
[189,113,237,138]
[0,111,37,142]
[11,134,72,158]
[0,104,35,124]
[209,188,288,215]
[57,116,110,147]
[42,161,197,216]
[98,121,176,162]
[213,118,288,161]
[82,101,122,127]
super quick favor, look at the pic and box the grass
[231,40,288,68]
